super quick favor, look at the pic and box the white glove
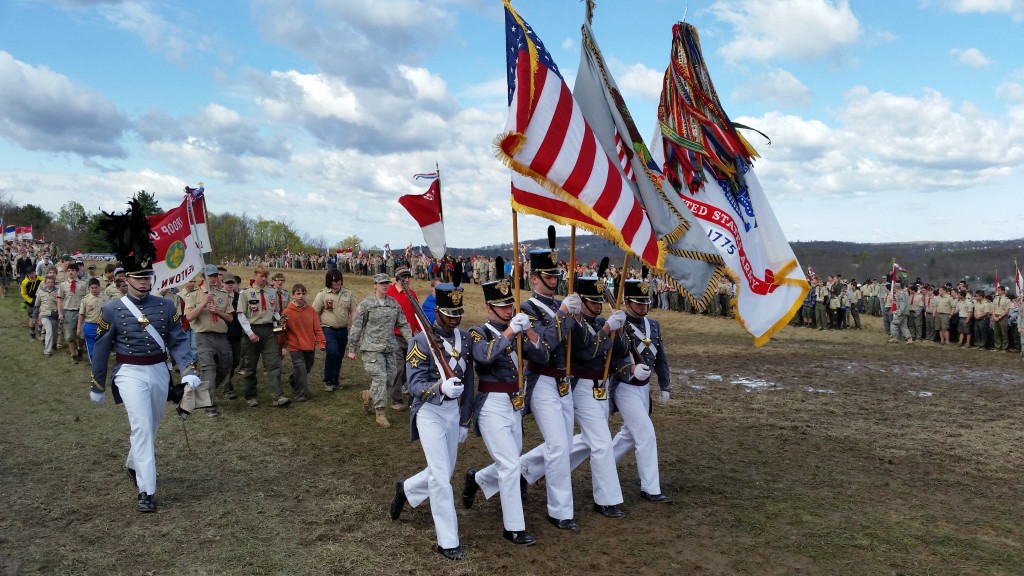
[562,293,582,314]
[90,390,105,405]
[458,426,469,444]
[605,310,626,331]
[633,363,652,381]
[660,390,671,403]
[182,374,202,390]
[511,312,531,334]
[441,376,464,398]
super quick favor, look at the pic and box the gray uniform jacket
[609,314,671,414]
[469,319,549,436]
[90,293,197,404]
[520,291,582,415]
[406,321,475,442]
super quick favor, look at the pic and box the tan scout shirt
[57,277,87,311]
[313,287,353,328]
[991,295,1012,320]
[79,293,104,324]
[972,299,990,319]
[955,298,974,317]
[186,286,233,333]
[36,287,59,317]
[934,294,953,314]
[236,285,280,325]
[102,281,121,302]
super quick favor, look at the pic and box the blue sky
[1,0,1022,251]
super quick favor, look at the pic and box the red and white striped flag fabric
[614,132,634,182]
[495,0,659,269]
[398,179,446,259]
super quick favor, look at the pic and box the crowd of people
[793,273,1022,352]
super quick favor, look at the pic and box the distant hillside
[448,235,1024,286]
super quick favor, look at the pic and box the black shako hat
[574,276,607,303]
[529,249,558,275]
[622,279,652,304]
[482,256,515,306]
[434,283,465,317]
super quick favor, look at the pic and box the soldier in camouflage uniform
[347,273,412,428]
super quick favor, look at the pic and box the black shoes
[593,504,625,518]
[546,515,580,532]
[389,478,407,521]
[503,530,537,546]
[462,468,479,509]
[640,491,671,503]
[126,467,137,488]
[520,474,528,501]
[436,545,464,560]
[137,492,156,513]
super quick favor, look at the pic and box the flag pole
[511,209,525,411]
[565,226,577,377]
[890,258,897,312]
[602,252,630,381]
[184,184,216,324]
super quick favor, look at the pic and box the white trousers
[117,363,170,495]
[41,316,56,354]
[610,383,661,495]
[521,374,574,519]
[403,399,461,549]
[473,393,526,531]
[568,379,622,506]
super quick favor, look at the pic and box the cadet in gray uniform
[388,282,474,560]
[520,275,629,519]
[609,278,672,502]
[519,248,584,532]
[462,262,546,546]
[347,273,412,428]
[89,198,199,513]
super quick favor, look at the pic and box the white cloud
[943,0,1024,21]
[0,51,128,157]
[950,47,993,69]
[732,68,811,107]
[610,60,663,102]
[996,69,1024,103]
[95,1,197,65]
[735,86,1024,203]
[710,0,862,63]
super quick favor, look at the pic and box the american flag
[614,132,634,182]
[497,0,659,268]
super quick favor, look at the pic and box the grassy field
[1,267,1023,575]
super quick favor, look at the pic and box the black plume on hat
[99,197,157,276]
[495,256,505,281]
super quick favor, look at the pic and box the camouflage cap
[373,273,390,283]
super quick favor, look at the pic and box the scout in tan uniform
[954,290,974,348]
[77,278,104,361]
[102,266,125,302]
[312,269,353,391]
[972,291,990,349]
[56,263,88,363]
[236,266,289,407]
[991,286,1013,352]
[185,264,236,416]
[933,287,954,345]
